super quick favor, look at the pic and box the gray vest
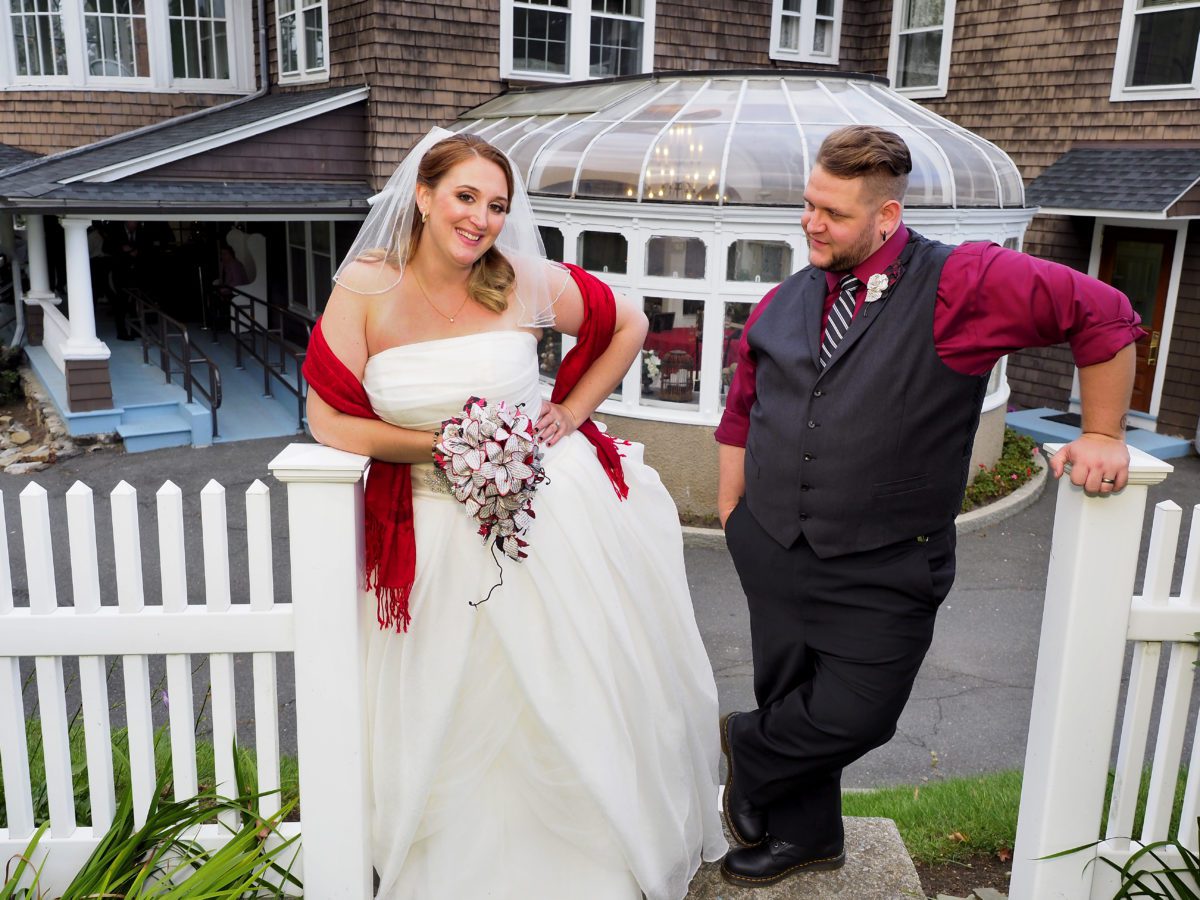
[744,232,988,556]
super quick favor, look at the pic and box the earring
[881,229,888,242]
[421,210,428,224]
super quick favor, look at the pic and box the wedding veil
[332,126,565,328]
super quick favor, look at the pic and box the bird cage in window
[659,349,695,402]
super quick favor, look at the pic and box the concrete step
[686,817,923,899]
[116,414,193,453]
[118,400,185,424]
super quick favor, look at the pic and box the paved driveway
[7,437,1198,789]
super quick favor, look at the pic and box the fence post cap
[268,442,369,484]
[1043,442,1173,487]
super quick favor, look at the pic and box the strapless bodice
[362,330,542,432]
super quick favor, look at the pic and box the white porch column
[61,217,106,357]
[23,214,55,302]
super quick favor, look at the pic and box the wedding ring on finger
[1101,477,1116,485]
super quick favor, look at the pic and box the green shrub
[962,428,1041,513]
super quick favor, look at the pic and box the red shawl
[302,262,628,632]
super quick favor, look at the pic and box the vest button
[807,420,817,428]
[803,453,815,461]
[813,389,823,398]
[799,513,809,521]
[801,484,811,492]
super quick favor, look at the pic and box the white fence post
[1011,445,1174,899]
[269,443,372,899]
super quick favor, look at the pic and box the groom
[714,125,1143,888]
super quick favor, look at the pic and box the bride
[303,127,727,899]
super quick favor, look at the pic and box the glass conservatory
[455,70,1035,427]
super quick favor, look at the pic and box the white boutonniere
[864,273,890,303]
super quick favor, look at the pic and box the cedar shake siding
[359,2,504,188]
[1158,223,1200,438]
[0,93,227,158]
[138,106,369,183]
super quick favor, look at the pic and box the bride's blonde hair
[359,134,517,314]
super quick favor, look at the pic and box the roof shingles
[1026,147,1200,213]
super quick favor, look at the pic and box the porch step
[116,414,193,453]
[685,816,922,898]
[119,400,188,424]
[1007,407,1194,460]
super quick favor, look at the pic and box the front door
[1097,226,1174,414]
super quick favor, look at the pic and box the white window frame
[287,220,335,319]
[500,0,656,83]
[887,0,955,99]
[276,0,328,85]
[769,0,843,65]
[1111,0,1200,102]
[0,1,255,92]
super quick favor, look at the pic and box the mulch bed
[916,853,1012,898]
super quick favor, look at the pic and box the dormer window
[1112,0,1200,100]
[277,0,328,83]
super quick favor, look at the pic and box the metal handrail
[213,284,309,431]
[128,288,223,438]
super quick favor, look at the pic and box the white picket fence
[0,444,373,897]
[1013,445,1200,898]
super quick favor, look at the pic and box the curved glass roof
[456,71,1024,209]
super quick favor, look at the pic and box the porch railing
[211,284,309,432]
[129,288,223,438]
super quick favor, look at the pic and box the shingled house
[0,1,1190,459]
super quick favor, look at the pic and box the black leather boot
[720,836,846,887]
[720,712,766,847]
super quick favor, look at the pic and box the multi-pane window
[288,221,336,317]
[278,0,326,80]
[84,0,148,78]
[512,0,569,74]
[503,0,653,81]
[1126,0,1200,87]
[170,0,230,81]
[10,0,67,78]
[5,0,248,87]
[890,0,954,97]
[590,0,643,77]
[770,0,841,64]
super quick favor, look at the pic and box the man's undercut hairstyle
[815,125,912,203]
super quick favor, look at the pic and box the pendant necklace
[411,268,470,323]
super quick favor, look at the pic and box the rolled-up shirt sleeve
[715,286,779,447]
[936,242,1147,376]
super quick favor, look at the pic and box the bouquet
[433,397,547,565]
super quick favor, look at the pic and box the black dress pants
[724,499,956,850]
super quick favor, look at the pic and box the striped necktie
[820,274,861,368]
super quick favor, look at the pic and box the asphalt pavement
[7,435,1200,790]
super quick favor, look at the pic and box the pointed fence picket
[0,444,373,897]
[1013,445,1200,899]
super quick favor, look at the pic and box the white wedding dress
[360,330,727,900]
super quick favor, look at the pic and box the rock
[22,445,52,463]
[685,817,923,899]
[0,416,12,427]
[55,442,81,460]
[0,447,23,466]
[4,461,46,475]
[9,430,31,445]
[972,890,1008,900]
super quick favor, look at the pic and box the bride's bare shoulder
[334,256,402,297]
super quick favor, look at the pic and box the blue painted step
[116,415,193,453]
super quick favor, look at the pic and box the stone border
[0,366,119,475]
[682,451,1049,549]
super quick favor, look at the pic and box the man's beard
[809,226,877,272]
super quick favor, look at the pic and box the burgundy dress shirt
[715,223,1146,447]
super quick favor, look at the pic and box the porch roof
[0,143,39,173]
[0,85,371,215]
[1026,147,1200,218]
